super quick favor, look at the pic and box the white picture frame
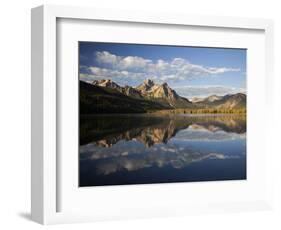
[31,4,274,225]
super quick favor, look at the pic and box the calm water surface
[79,114,246,186]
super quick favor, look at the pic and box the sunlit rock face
[136,79,192,107]
[92,79,143,98]
[136,79,155,94]
[92,79,122,90]
[136,79,178,99]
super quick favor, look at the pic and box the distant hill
[81,79,246,114]
[191,95,223,103]
[194,93,246,110]
[203,95,223,103]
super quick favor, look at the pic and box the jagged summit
[143,79,155,87]
[91,78,192,108]
[136,79,156,93]
[136,79,177,99]
[92,79,121,90]
[91,79,143,98]
[136,79,192,107]
[151,82,179,99]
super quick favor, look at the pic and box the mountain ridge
[81,79,246,114]
[92,79,193,108]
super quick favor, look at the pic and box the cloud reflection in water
[80,115,246,176]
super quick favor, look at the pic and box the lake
[79,114,246,187]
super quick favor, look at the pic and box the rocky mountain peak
[136,79,155,93]
[92,79,121,90]
[143,79,155,87]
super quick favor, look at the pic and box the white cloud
[91,51,241,82]
[174,128,246,142]
[95,51,119,65]
[80,51,244,97]
[96,51,152,70]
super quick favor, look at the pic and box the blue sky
[79,42,246,98]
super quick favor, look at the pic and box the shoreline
[80,112,246,117]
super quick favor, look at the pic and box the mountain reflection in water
[79,114,246,186]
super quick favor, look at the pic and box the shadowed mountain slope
[80,80,170,114]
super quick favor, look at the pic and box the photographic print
[79,42,246,187]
